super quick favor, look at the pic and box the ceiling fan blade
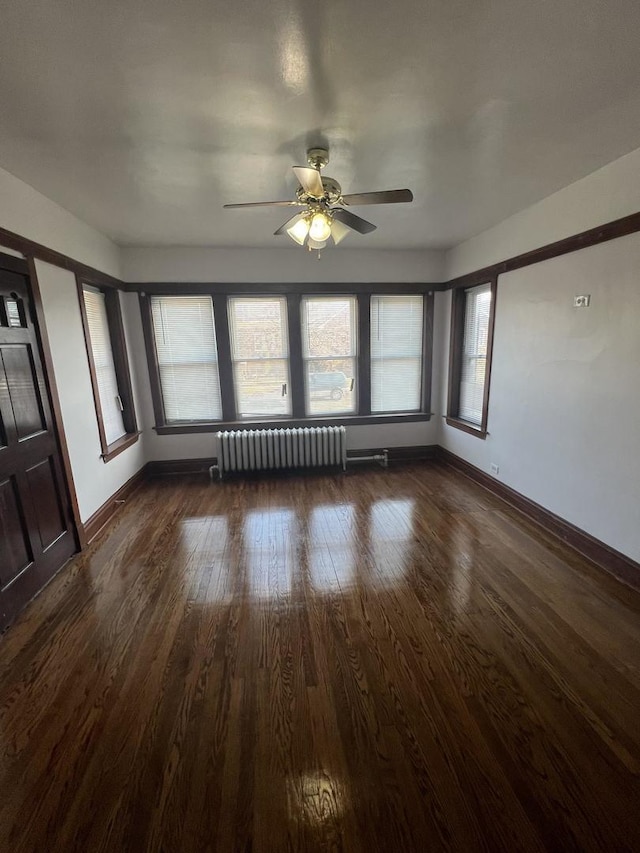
[331,207,377,235]
[223,200,301,209]
[274,212,306,236]
[292,166,324,197]
[330,218,351,245]
[341,189,413,206]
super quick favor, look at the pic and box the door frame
[0,250,84,550]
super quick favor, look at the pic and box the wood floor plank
[0,462,639,852]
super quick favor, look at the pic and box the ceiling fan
[223,147,413,253]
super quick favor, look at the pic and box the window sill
[445,416,487,439]
[101,431,141,462]
[154,412,432,435]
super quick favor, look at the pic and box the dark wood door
[0,255,76,632]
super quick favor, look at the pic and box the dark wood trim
[0,226,124,290]
[83,465,146,545]
[444,416,488,439]
[446,210,640,290]
[422,292,434,415]
[153,411,433,435]
[287,293,305,419]
[101,431,141,463]
[139,293,167,428]
[145,458,217,477]
[446,277,497,438]
[25,256,86,549]
[76,279,139,461]
[348,444,439,463]
[144,445,440,478]
[213,295,237,423]
[132,280,446,295]
[357,293,371,416]
[104,290,138,436]
[438,448,640,592]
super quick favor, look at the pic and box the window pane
[459,284,491,425]
[233,359,291,419]
[228,297,291,419]
[302,297,358,416]
[83,287,126,446]
[371,295,423,413]
[150,296,222,423]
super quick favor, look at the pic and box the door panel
[25,457,66,550]
[0,256,77,631]
[0,476,33,588]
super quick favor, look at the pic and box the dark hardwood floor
[1,461,639,852]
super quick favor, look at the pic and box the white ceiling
[1,0,640,249]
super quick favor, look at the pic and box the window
[371,295,423,413]
[150,295,222,423]
[301,296,357,416]
[447,279,496,438]
[141,288,434,432]
[228,297,291,419]
[79,284,138,460]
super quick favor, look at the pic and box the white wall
[123,246,445,457]
[36,264,146,520]
[0,166,120,277]
[0,166,146,522]
[121,247,445,284]
[447,146,640,279]
[439,149,640,563]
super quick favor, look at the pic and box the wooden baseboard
[145,446,439,478]
[83,466,146,545]
[348,445,439,462]
[145,458,216,477]
[438,447,640,591]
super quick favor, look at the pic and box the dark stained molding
[128,281,447,294]
[153,412,434,435]
[446,210,640,290]
[0,226,125,291]
[438,447,640,592]
[347,445,439,463]
[145,446,440,478]
[83,465,146,545]
[145,458,216,477]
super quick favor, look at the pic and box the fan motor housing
[296,175,342,205]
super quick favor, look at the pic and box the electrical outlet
[574,294,591,308]
[490,463,499,475]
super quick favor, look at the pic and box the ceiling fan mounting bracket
[307,147,330,170]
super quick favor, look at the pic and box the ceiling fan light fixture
[287,216,311,245]
[309,211,332,242]
[307,237,327,250]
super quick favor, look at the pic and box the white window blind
[459,283,492,425]
[228,297,291,419]
[301,296,357,416]
[83,287,126,446]
[150,296,222,423]
[371,295,423,413]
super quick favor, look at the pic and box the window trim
[77,278,139,462]
[140,289,435,434]
[446,276,497,440]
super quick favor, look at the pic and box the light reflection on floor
[179,494,420,602]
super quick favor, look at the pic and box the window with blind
[459,284,492,424]
[301,296,357,416]
[446,279,495,437]
[371,295,423,413]
[228,297,291,419]
[150,295,222,423]
[79,283,138,460]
